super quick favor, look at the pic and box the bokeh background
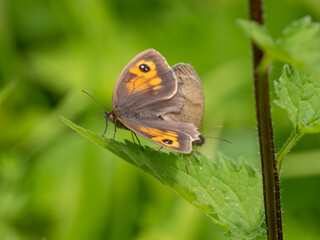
[1,0,320,239]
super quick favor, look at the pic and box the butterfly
[104,49,201,153]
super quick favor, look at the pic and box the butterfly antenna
[202,126,231,144]
[205,136,232,144]
[81,90,109,111]
[203,125,223,136]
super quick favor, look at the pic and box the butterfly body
[105,49,200,153]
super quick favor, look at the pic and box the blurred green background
[1,0,320,239]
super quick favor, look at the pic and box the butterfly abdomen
[192,135,205,146]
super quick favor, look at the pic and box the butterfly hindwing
[120,117,200,153]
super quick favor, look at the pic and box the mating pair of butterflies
[105,49,205,153]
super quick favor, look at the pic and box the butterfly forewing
[112,49,178,111]
[133,84,185,116]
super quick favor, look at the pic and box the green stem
[276,128,304,172]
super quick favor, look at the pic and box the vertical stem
[249,1,283,240]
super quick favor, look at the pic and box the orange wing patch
[152,85,161,91]
[139,126,180,148]
[126,60,162,95]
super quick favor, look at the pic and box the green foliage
[274,65,320,170]
[2,0,320,239]
[0,79,19,106]
[61,117,265,239]
[238,17,320,78]
[239,16,320,172]
[275,65,320,134]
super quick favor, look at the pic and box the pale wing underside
[162,63,204,131]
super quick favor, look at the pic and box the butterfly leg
[131,131,136,144]
[110,118,117,143]
[186,150,197,174]
[101,119,108,138]
[151,147,163,156]
[133,132,144,151]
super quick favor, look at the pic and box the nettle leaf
[61,117,265,239]
[237,19,275,48]
[237,19,294,65]
[274,65,320,133]
[279,16,320,78]
[239,16,320,78]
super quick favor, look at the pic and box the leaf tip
[60,116,70,124]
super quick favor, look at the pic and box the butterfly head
[104,110,127,129]
[104,111,116,124]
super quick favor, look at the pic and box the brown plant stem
[249,0,283,239]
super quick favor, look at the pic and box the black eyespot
[139,64,150,72]
[163,139,173,144]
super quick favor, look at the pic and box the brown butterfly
[104,49,200,153]
[161,63,205,146]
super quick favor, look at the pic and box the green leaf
[61,117,265,239]
[239,16,320,78]
[237,19,275,48]
[274,65,320,133]
[237,19,294,65]
[279,16,320,78]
